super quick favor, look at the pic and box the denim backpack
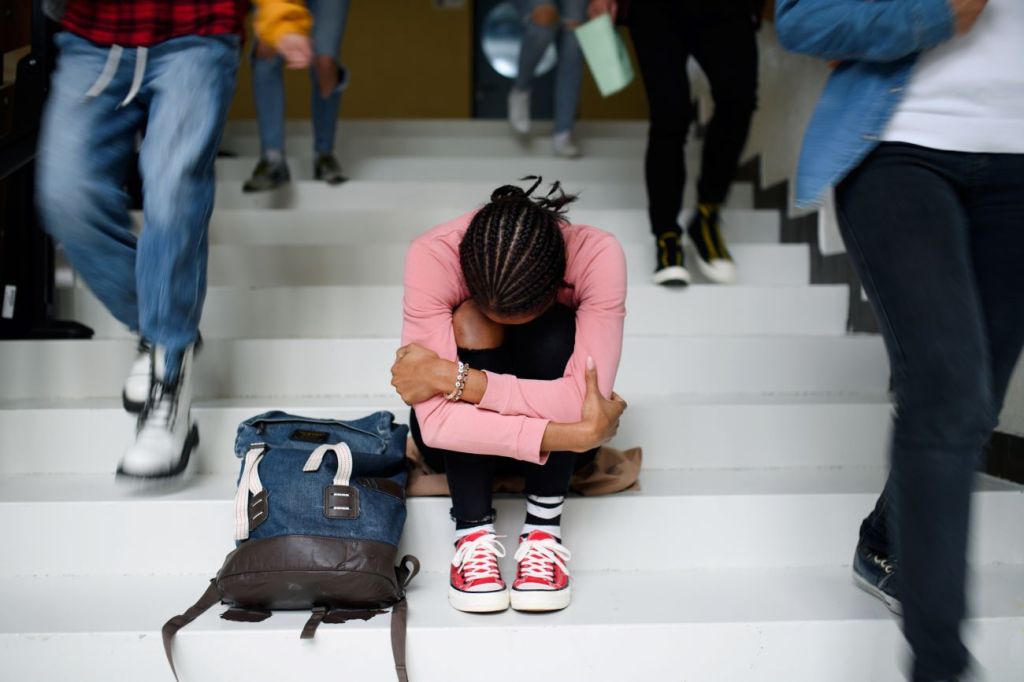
[162,411,419,682]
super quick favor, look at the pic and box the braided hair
[460,177,577,318]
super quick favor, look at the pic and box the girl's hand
[577,356,627,450]
[276,33,313,69]
[391,344,446,405]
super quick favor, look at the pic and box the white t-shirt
[884,0,1024,153]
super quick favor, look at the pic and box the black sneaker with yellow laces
[687,203,737,284]
[652,232,691,287]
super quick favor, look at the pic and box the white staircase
[2,120,1022,682]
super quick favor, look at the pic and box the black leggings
[629,0,758,236]
[409,304,596,525]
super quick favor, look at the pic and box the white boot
[508,88,531,136]
[122,339,153,414]
[552,131,581,159]
[117,343,199,479]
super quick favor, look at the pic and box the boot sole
[122,391,145,415]
[116,424,199,480]
[510,585,571,612]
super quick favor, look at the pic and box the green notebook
[574,13,635,97]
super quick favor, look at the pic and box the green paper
[574,13,635,97]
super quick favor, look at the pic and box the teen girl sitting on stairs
[390,178,627,613]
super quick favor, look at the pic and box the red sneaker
[448,530,509,613]
[511,530,572,612]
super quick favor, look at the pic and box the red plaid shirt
[61,0,248,47]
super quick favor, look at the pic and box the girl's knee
[453,300,506,350]
[314,55,339,97]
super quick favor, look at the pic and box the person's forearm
[430,359,488,404]
[541,421,593,453]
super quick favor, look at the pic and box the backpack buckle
[324,485,360,520]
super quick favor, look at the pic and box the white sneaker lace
[872,554,895,575]
[452,533,507,584]
[514,536,571,582]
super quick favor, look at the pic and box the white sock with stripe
[521,494,564,539]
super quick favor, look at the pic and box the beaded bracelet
[445,361,470,402]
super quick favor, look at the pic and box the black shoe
[243,157,290,193]
[686,203,737,284]
[852,540,901,614]
[652,232,691,287]
[314,154,347,185]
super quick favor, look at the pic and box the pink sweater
[402,211,627,464]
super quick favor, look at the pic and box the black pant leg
[507,304,597,495]
[835,144,1000,682]
[629,1,692,238]
[409,346,513,524]
[689,14,758,204]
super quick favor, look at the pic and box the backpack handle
[234,444,268,541]
[303,441,354,485]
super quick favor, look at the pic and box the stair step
[0,394,892,475]
[200,208,782,246]
[57,285,849,340]
[212,180,755,211]
[2,566,1022,682]
[2,470,1020,576]
[216,154,678,183]
[185,243,806,287]
[224,118,651,139]
[0,336,889,401]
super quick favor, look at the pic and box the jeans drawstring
[83,44,148,107]
[119,47,147,107]
[84,44,123,98]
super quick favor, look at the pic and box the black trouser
[837,143,1024,682]
[629,0,758,237]
[409,304,596,526]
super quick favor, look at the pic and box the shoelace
[514,537,571,582]
[139,382,178,432]
[871,553,896,575]
[452,534,507,584]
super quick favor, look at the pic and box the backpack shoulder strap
[390,555,420,682]
[161,581,221,682]
[391,598,410,682]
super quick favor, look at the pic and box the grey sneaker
[314,154,347,185]
[852,540,901,614]
[243,157,290,193]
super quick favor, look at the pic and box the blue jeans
[836,143,1024,682]
[252,0,350,156]
[515,0,586,135]
[37,32,239,382]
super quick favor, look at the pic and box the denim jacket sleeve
[775,0,955,62]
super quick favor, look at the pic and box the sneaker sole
[852,570,902,615]
[510,585,571,612]
[652,265,691,287]
[448,585,510,613]
[684,234,737,284]
[116,423,199,481]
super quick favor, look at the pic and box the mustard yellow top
[253,0,313,47]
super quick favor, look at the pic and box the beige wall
[227,1,648,121]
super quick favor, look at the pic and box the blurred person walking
[507,0,589,158]
[36,0,313,481]
[777,0,1022,680]
[245,0,351,191]
[588,0,762,286]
